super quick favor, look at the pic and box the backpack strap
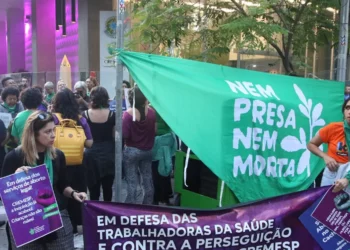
[84,110,90,121]
[54,113,63,122]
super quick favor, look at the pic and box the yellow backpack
[53,113,86,165]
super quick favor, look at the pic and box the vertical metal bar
[62,0,66,36]
[71,0,76,23]
[56,0,62,30]
[337,0,350,82]
[114,0,125,203]
[330,10,336,80]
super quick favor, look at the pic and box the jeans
[123,146,154,204]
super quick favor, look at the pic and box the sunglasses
[37,112,51,120]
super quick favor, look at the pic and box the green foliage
[128,0,339,73]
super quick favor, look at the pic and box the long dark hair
[52,88,80,121]
[128,86,147,121]
[90,86,110,109]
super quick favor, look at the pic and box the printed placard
[0,165,62,247]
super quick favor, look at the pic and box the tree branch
[230,0,247,16]
[282,34,287,53]
[285,0,311,55]
[270,5,287,28]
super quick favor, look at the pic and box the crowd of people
[0,76,176,249]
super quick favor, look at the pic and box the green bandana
[2,103,17,113]
[344,120,350,155]
[31,151,54,183]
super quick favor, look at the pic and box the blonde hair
[21,111,56,165]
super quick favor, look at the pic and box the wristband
[70,190,78,199]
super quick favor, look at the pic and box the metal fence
[0,71,97,89]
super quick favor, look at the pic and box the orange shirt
[319,122,348,163]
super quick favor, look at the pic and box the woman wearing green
[12,88,43,144]
[44,81,55,105]
[1,111,87,249]
[0,87,23,118]
[151,108,177,205]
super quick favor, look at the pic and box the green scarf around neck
[344,120,350,153]
[2,102,17,113]
[31,151,54,183]
[45,93,55,103]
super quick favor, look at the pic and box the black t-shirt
[83,110,115,143]
[1,149,69,210]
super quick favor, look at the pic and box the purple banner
[0,165,62,247]
[312,188,350,242]
[83,187,330,250]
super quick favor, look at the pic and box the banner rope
[184,148,191,187]
[219,181,225,207]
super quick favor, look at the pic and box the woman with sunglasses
[1,111,87,249]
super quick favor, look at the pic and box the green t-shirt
[11,110,33,143]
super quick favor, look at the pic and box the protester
[1,77,17,88]
[0,119,6,174]
[44,81,55,105]
[0,87,24,118]
[83,87,115,201]
[12,88,43,143]
[85,77,99,94]
[18,78,28,93]
[345,85,350,100]
[52,88,93,234]
[32,85,48,111]
[74,81,90,113]
[308,98,350,192]
[1,111,87,249]
[151,109,176,205]
[109,80,130,112]
[56,79,66,92]
[123,86,156,204]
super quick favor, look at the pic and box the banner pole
[337,0,349,82]
[114,0,125,202]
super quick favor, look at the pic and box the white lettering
[233,155,253,177]
[234,98,251,121]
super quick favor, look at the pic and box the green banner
[118,51,344,202]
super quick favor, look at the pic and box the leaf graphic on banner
[281,136,304,152]
[314,119,326,127]
[312,103,323,123]
[299,104,309,118]
[299,128,306,147]
[307,99,312,111]
[297,150,311,175]
[294,84,308,108]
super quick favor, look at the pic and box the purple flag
[83,187,331,250]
